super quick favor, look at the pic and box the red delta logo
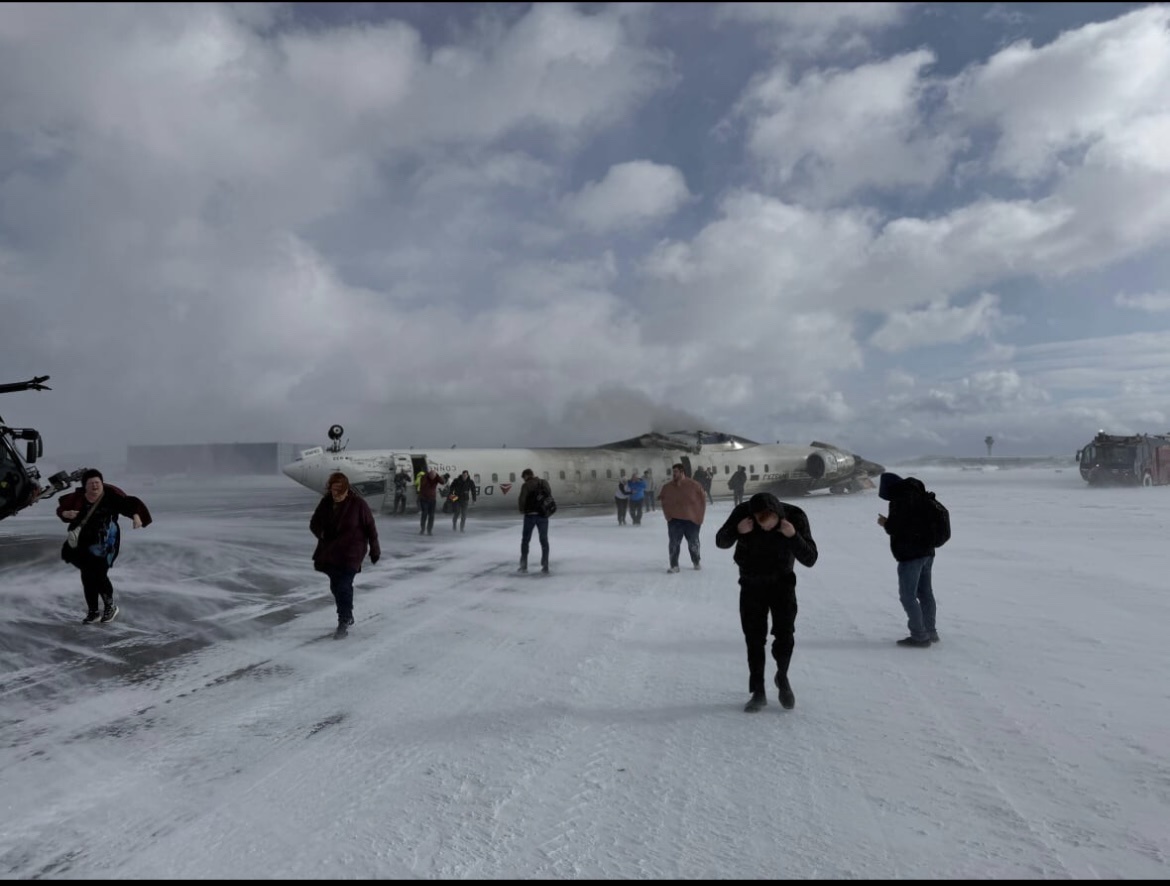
[500,483,513,494]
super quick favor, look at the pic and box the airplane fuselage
[282,435,882,510]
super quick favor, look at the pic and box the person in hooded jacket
[57,468,152,624]
[716,491,818,712]
[877,472,938,648]
[311,471,381,638]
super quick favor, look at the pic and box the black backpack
[532,480,557,518]
[924,490,950,548]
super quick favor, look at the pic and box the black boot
[518,558,528,574]
[775,673,795,709]
[744,691,767,713]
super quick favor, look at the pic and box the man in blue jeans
[517,468,551,574]
[877,472,938,648]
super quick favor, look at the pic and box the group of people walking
[54,463,942,709]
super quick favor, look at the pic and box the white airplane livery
[281,426,885,510]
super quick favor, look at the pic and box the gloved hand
[370,553,380,565]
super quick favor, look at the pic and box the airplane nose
[282,460,303,483]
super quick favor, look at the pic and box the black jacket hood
[748,491,784,514]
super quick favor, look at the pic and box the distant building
[126,442,318,476]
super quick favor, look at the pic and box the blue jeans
[521,514,549,567]
[897,555,936,641]
[324,565,356,624]
[667,519,701,567]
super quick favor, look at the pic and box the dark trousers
[520,514,549,567]
[667,518,701,567]
[614,498,628,525]
[646,492,656,512]
[739,579,798,694]
[732,489,744,506]
[393,492,406,514]
[419,499,436,533]
[324,565,356,624]
[628,499,643,525]
[452,500,469,530]
[78,557,114,612]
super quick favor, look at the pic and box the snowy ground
[1,467,1167,879]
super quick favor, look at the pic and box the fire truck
[0,375,87,521]
[1075,431,1170,487]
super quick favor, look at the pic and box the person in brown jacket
[417,467,445,536]
[517,468,552,574]
[658,462,707,572]
[310,471,381,638]
[57,468,152,624]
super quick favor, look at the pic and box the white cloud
[1114,291,1170,313]
[739,50,959,203]
[716,2,910,52]
[950,5,1170,180]
[562,161,692,233]
[869,292,1005,352]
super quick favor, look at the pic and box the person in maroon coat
[310,472,381,638]
[57,468,152,624]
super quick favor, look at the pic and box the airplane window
[724,465,730,474]
[492,473,498,482]
[474,474,481,485]
[765,464,769,473]
[591,470,597,479]
[606,469,612,479]
[542,471,549,480]
[509,472,516,482]
[575,470,581,481]
[750,465,755,473]
[620,468,626,477]
[559,471,565,480]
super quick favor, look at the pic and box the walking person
[627,471,647,525]
[417,467,444,535]
[449,469,477,531]
[310,471,380,639]
[644,468,657,512]
[658,463,707,572]
[614,476,630,525]
[392,470,410,515]
[715,492,818,712]
[517,468,552,574]
[695,466,714,504]
[57,469,152,624]
[877,472,938,648]
[728,466,747,506]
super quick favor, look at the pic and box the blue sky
[3,2,1170,464]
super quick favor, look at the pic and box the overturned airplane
[281,426,884,511]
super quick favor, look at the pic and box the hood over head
[879,472,927,500]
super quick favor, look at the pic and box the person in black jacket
[449,469,477,532]
[310,471,381,638]
[877,472,938,648]
[716,491,818,712]
[56,469,152,624]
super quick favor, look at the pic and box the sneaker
[518,564,528,574]
[668,565,680,573]
[333,624,349,639]
[541,566,549,574]
[100,604,119,624]
[775,673,796,709]
[928,631,940,644]
[744,691,767,713]
[82,610,101,624]
[345,616,355,627]
[896,636,932,648]
[693,562,701,571]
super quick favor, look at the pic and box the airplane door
[410,455,428,478]
[680,456,692,478]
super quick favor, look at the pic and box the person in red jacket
[56,468,152,624]
[310,472,381,638]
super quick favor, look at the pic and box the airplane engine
[806,448,856,480]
